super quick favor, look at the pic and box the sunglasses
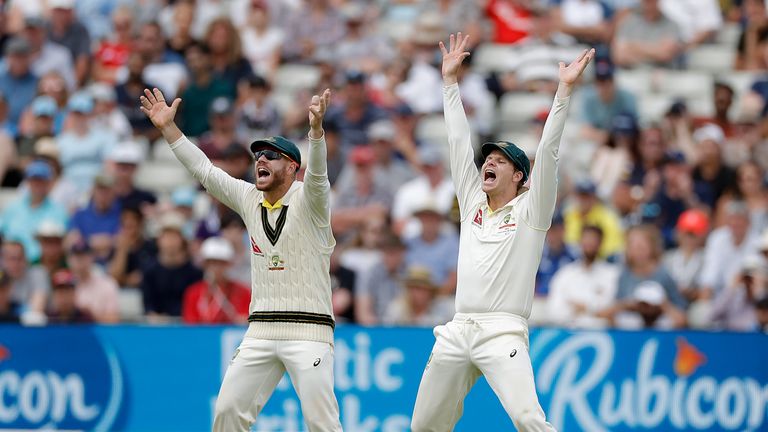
[253,149,285,161]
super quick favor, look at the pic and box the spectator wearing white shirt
[548,225,619,328]
[239,0,283,79]
[23,16,76,91]
[663,209,709,303]
[659,0,722,48]
[553,0,612,45]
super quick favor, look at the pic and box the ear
[512,169,524,183]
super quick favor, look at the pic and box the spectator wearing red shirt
[485,0,534,44]
[182,237,250,324]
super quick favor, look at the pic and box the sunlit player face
[480,149,522,195]
[253,148,297,192]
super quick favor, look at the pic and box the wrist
[309,127,324,140]
[443,75,458,85]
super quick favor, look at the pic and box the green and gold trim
[247,311,336,329]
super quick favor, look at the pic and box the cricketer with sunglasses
[140,88,342,431]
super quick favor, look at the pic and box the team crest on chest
[472,208,483,227]
[268,254,285,271]
[499,212,517,232]
[250,236,264,256]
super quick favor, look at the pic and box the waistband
[453,312,528,328]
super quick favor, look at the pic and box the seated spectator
[392,145,455,238]
[715,161,767,236]
[0,160,68,262]
[689,124,736,211]
[579,60,638,146]
[355,232,406,325]
[31,139,80,213]
[485,0,534,45]
[548,225,619,328]
[564,179,624,259]
[404,201,460,295]
[756,296,768,332]
[182,237,250,324]
[691,82,737,139]
[330,248,356,323]
[67,241,119,323]
[612,280,688,329]
[46,0,90,85]
[17,96,57,165]
[338,215,388,277]
[179,43,235,137]
[659,0,722,49]
[325,70,388,150]
[198,98,243,162]
[367,120,418,196]
[418,0,483,37]
[108,142,157,212]
[205,17,254,85]
[115,53,157,139]
[537,212,577,296]
[0,37,39,127]
[31,220,67,276]
[235,74,282,144]
[45,269,93,323]
[92,6,134,84]
[170,186,200,239]
[734,0,768,71]
[218,213,250,287]
[281,0,344,63]
[456,53,495,138]
[611,0,683,68]
[710,254,767,331]
[663,209,710,303]
[2,241,49,317]
[553,0,612,45]
[395,16,443,114]
[165,0,195,57]
[0,270,21,323]
[90,83,132,142]
[624,124,667,187]
[240,0,284,79]
[590,113,640,200]
[24,16,75,90]
[56,92,118,195]
[134,22,187,99]
[109,207,157,288]
[383,265,454,327]
[334,2,395,74]
[142,213,203,322]
[69,174,122,264]
[320,118,345,187]
[700,201,760,298]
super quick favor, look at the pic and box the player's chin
[255,177,273,191]
[481,181,497,194]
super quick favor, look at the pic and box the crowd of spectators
[0,0,768,333]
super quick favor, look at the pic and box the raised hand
[309,88,331,138]
[139,88,181,131]
[439,33,471,85]
[559,48,595,86]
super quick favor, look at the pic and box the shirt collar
[258,181,301,208]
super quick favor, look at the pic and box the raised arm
[140,88,251,215]
[440,33,484,219]
[524,49,594,230]
[304,89,333,227]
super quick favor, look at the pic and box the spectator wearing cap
[170,186,199,239]
[107,142,157,211]
[363,119,417,195]
[235,74,281,144]
[700,201,761,298]
[324,70,389,150]
[611,280,687,329]
[2,241,50,317]
[56,91,118,194]
[141,213,203,322]
[590,112,640,200]
[355,232,407,325]
[134,22,187,100]
[30,220,68,276]
[90,83,132,141]
[182,236,250,324]
[689,124,736,210]
[109,206,158,288]
[548,225,619,328]
[69,173,122,264]
[404,200,460,295]
[611,0,683,69]
[383,265,454,327]
[0,270,21,323]
[716,161,768,236]
[0,37,39,126]
[204,18,254,85]
[240,1,284,79]
[24,16,76,90]
[66,241,120,323]
[0,160,68,262]
[564,179,624,259]
[579,59,637,145]
[17,96,57,164]
[536,211,577,296]
[282,0,344,63]
[392,144,455,238]
[46,0,90,86]
[45,269,93,323]
[92,6,134,84]
[710,254,768,331]
[334,2,395,74]
[331,146,393,239]
[198,97,243,161]
[28,138,80,212]
[663,209,710,303]
[179,42,235,137]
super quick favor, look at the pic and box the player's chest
[468,206,518,244]
[246,206,303,271]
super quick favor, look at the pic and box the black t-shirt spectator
[0,302,21,323]
[119,188,158,211]
[141,260,203,316]
[331,265,356,323]
[126,239,158,277]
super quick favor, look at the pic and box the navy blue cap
[344,70,366,84]
[594,60,614,80]
[250,136,301,166]
[68,241,91,254]
[611,113,638,135]
[574,179,597,195]
[664,151,687,165]
[481,141,530,184]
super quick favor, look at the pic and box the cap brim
[249,140,298,164]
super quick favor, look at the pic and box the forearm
[108,248,130,284]
[305,131,332,225]
[160,122,184,145]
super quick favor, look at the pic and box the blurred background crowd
[0,0,768,332]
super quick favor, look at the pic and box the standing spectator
[383,265,454,327]
[404,201,460,295]
[92,6,134,84]
[239,0,284,79]
[663,209,709,303]
[56,92,117,194]
[536,212,577,296]
[69,174,122,263]
[46,0,91,86]
[548,225,619,328]
[235,74,281,144]
[134,22,187,99]
[700,201,760,297]
[108,142,157,212]
[0,161,68,262]
[564,179,624,259]
[24,16,76,90]
[710,255,767,331]
[182,237,250,324]
[0,270,21,323]
[485,0,534,45]
[109,206,157,288]
[45,269,93,323]
[179,43,235,137]
[612,0,683,68]
[2,241,49,316]
[141,213,203,322]
[355,233,406,325]
[204,17,254,84]
[659,0,722,49]
[0,38,39,127]
[67,241,120,323]
[579,60,637,145]
[282,0,344,63]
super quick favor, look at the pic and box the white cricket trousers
[212,337,342,432]
[411,313,555,432]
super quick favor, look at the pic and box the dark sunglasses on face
[253,150,284,161]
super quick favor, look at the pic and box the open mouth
[483,169,497,185]
[257,167,271,179]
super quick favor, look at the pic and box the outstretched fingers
[143,88,157,105]
[439,40,448,56]
[153,87,166,104]
[139,95,152,110]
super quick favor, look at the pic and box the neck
[160,251,186,267]
[263,181,293,205]
[422,232,439,243]
[583,256,596,267]
[29,195,45,206]
[74,269,90,281]
[487,189,517,212]
[195,73,211,86]
[633,261,656,276]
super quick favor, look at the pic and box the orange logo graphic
[674,337,706,377]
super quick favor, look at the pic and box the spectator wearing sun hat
[107,141,157,211]
[663,209,710,304]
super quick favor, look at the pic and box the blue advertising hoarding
[0,325,766,431]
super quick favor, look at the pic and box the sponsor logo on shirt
[250,237,264,256]
[472,208,483,227]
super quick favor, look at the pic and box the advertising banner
[0,325,766,431]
